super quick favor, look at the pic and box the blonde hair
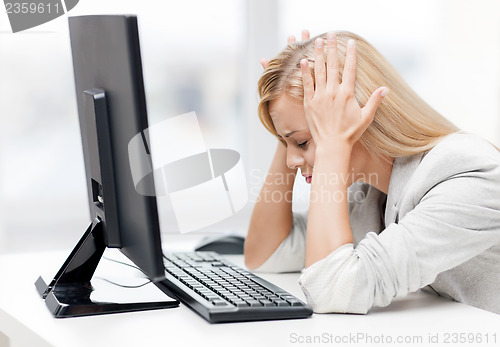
[258,31,460,159]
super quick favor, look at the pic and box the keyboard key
[259,300,274,307]
[246,300,262,307]
[287,299,304,306]
[211,300,227,306]
[274,299,290,307]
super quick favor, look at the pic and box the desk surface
[1,234,499,347]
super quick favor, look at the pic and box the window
[1,0,499,253]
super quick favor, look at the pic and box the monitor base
[35,219,179,318]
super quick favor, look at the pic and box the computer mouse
[194,233,245,254]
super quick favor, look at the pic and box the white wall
[432,0,500,144]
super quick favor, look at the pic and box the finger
[287,35,296,43]
[260,58,269,69]
[342,39,357,92]
[302,30,310,41]
[314,38,326,91]
[326,32,340,90]
[361,87,390,126]
[300,59,314,100]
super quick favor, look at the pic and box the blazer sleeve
[298,159,500,314]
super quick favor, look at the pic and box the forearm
[305,143,354,268]
[245,143,296,269]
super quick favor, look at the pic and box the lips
[303,174,312,184]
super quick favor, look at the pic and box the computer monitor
[35,15,180,317]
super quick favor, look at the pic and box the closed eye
[297,141,308,149]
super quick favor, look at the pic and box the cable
[95,255,180,302]
[102,255,148,275]
[94,276,153,289]
[97,255,152,288]
[99,255,179,301]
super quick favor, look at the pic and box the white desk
[1,234,499,347]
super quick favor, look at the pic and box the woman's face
[269,95,315,183]
[269,94,368,185]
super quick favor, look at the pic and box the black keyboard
[158,251,313,323]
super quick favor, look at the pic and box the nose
[286,146,305,169]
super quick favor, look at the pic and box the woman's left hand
[300,33,389,151]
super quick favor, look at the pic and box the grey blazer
[254,133,500,314]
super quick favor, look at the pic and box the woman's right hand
[260,30,311,69]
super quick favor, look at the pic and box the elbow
[243,251,256,271]
[243,233,283,271]
[298,253,373,314]
[300,281,371,314]
[243,242,264,271]
[244,254,259,271]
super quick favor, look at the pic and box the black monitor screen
[69,15,165,281]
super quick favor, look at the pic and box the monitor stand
[35,218,180,318]
[35,88,179,317]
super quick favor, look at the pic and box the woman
[244,30,500,314]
